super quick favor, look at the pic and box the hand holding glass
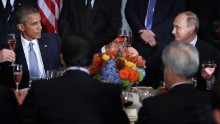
[202,60,217,75]
[13,64,23,92]
[7,34,16,66]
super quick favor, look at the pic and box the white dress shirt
[85,0,95,8]
[1,0,14,9]
[21,35,46,78]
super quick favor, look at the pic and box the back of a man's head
[162,41,199,79]
[61,34,95,67]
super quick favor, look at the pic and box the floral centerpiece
[90,42,146,90]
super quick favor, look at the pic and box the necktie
[5,0,12,21]
[145,0,157,29]
[84,0,92,32]
[29,42,40,78]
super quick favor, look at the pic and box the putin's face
[172,14,195,42]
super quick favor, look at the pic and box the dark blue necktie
[5,0,12,21]
[146,0,157,29]
[29,42,40,78]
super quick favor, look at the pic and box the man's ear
[17,24,24,32]
[190,25,196,33]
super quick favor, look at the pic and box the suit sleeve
[136,99,152,124]
[58,0,72,38]
[21,82,38,124]
[94,0,122,51]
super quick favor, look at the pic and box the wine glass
[7,34,16,66]
[13,64,23,92]
[122,90,133,108]
[202,60,217,75]
[126,30,133,47]
[118,29,126,43]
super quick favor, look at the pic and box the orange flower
[119,69,129,80]
[129,70,139,82]
[94,56,102,65]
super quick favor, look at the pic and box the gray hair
[179,11,199,33]
[16,5,39,24]
[162,41,199,79]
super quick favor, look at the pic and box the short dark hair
[16,5,39,24]
[61,34,95,67]
[212,80,220,109]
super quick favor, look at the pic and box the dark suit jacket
[0,0,38,48]
[125,0,186,87]
[21,70,129,124]
[0,85,21,124]
[195,38,220,90]
[136,83,215,124]
[58,0,122,52]
[0,33,61,89]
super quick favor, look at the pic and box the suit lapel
[90,0,103,23]
[14,36,29,73]
[38,36,48,70]
[0,1,6,24]
[77,0,86,32]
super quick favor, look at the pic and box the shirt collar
[171,82,192,89]
[189,35,197,46]
[65,66,89,74]
[21,35,38,48]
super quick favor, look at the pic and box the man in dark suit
[172,11,220,91]
[137,41,215,124]
[125,0,186,88]
[0,5,61,89]
[21,34,129,124]
[58,0,122,52]
[0,84,21,124]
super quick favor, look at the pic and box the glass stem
[16,84,19,92]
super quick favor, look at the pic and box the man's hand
[0,49,15,63]
[147,37,157,47]
[201,68,214,80]
[14,90,28,106]
[106,38,124,51]
[139,29,156,46]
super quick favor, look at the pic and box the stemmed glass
[126,30,133,47]
[13,64,23,92]
[7,34,16,66]
[202,60,217,75]
[122,90,134,108]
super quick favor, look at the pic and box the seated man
[172,11,220,91]
[136,42,215,124]
[21,34,129,124]
[0,5,61,89]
